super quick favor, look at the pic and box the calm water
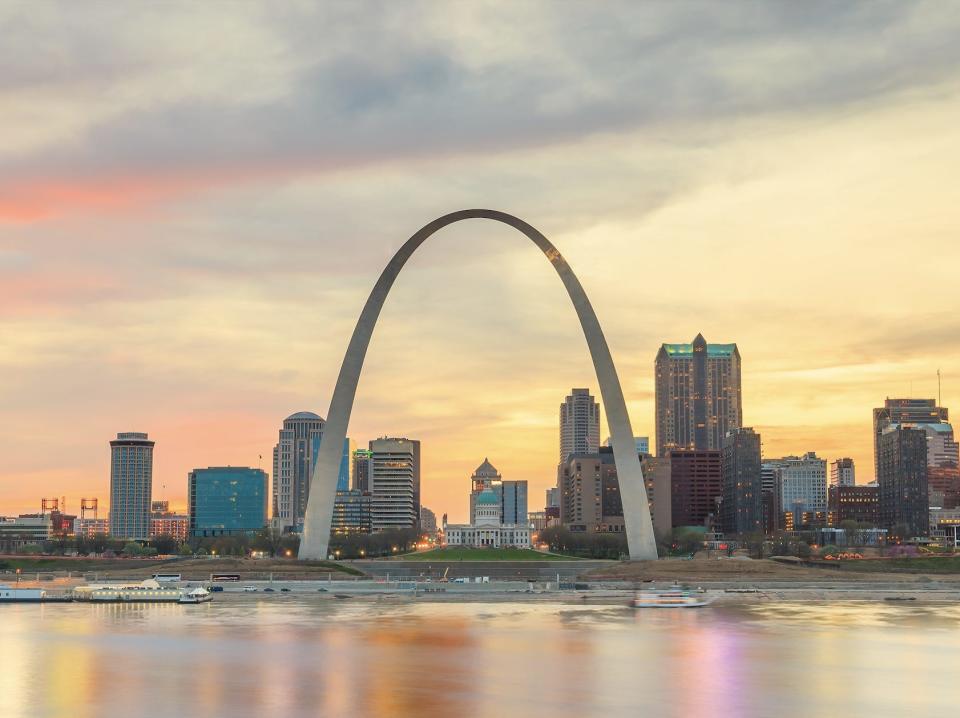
[2,596,959,717]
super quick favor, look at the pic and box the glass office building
[188,467,268,537]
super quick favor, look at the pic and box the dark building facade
[655,334,742,456]
[878,425,929,537]
[669,449,723,528]
[558,448,624,533]
[873,398,947,477]
[828,485,880,526]
[721,427,763,535]
[331,490,373,535]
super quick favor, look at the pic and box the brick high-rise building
[669,450,723,528]
[559,447,624,534]
[828,485,879,526]
[655,334,742,456]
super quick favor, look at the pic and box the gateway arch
[299,209,658,561]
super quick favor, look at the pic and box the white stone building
[443,488,531,548]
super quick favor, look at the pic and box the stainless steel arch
[299,209,658,560]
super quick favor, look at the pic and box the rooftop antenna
[938,369,942,407]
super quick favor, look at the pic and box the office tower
[605,436,650,455]
[560,388,600,461]
[772,453,828,530]
[760,460,782,534]
[873,398,947,476]
[721,427,763,535]
[558,447,624,533]
[878,425,929,537]
[655,334,742,456]
[641,455,672,537]
[331,490,373,535]
[830,458,856,487]
[420,506,438,535]
[338,438,355,493]
[545,487,560,508]
[501,480,528,525]
[353,448,372,492]
[669,450,723,528]
[369,437,419,531]
[272,411,324,530]
[188,467,268,538]
[828,485,879,526]
[469,458,502,524]
[109,432,154,540]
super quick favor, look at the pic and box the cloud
[3,2,960,220]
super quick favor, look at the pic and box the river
[2,596,958,717]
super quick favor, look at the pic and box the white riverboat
[178,587,212,604]
[0,585,46,602]
[632,589,712,609]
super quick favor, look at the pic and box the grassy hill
[396,547,575,561]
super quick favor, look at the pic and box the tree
[122,542,144,557]
[150,534,179,555]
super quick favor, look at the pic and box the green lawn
[837,555,960,573]
[396,547,575,561]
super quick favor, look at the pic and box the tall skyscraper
[830,458,856,487]
[369,437,420,531]
[272,411,324,530]
[721,427,763,535]
[772,453,827,529]
[873,398,947,477]
[188,467,268,537]
[878,424,929,537]
[109,432,154,540]
[560,388,600,461]
[654,333,742,456]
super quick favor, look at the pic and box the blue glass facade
[501,480,528,525]
[188,467,268,537]
[310,437,351,492]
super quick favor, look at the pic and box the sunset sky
[2,2,959,522]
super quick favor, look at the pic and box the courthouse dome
[472,458,500,478]
[477,488,500,505]
[285,411,325,421]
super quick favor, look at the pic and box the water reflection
[1,598,957,717]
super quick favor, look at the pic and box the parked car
[242,586,257,592]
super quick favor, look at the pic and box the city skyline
[3,4,960,522]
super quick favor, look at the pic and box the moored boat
[632,589,711,608]
[0,585,46,603]
[178,587,212,604]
